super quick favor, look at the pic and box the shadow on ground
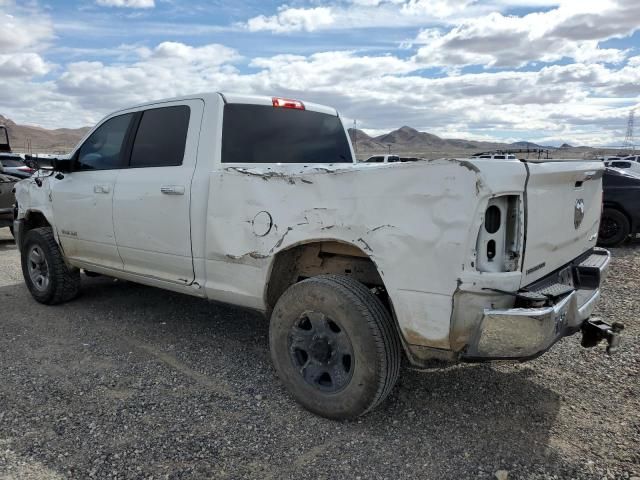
[0,237,16,252]
[0,278,586,479]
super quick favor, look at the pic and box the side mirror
[52,157,74,173]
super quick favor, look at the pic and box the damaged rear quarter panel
[202,159,527,350]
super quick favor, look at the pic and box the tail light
[475,195,522,272]
[272,97,305,110]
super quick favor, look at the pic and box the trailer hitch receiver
[581,319,624,355]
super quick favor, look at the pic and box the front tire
[269,274,401,420]
[598,208,630,247]
[21,227,80,305]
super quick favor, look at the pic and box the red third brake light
[272,97,305,110]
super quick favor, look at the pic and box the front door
[52,113,134,269]
[112,100,203,284]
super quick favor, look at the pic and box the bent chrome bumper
[464,248,611,360]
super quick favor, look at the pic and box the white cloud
[246,7,334,33]
[242,0,492,33]
[0,11,54,53]
[401,0,476,19]
[3,39,639,148]
[0,52,50,77]
[1,0,639,148]
[54,42,241,113]
[413,0,639,68]
[95,0,155,8]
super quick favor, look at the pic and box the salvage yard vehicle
[13,93,622,419]
[598,167,640,247]
[603,159,640,175]
[0,155,34,179]
[0,173,18,236]
[363,154,401,163]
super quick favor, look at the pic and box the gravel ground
[0,227,638,480]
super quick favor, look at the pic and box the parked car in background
[474,153,517,160]
[0,155,34,178]
[0,173,18,236]
[361,155,420,164]
[598,167,640,247]
[604,159,640,175]
[362,154,400,163]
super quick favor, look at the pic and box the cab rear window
[221,104,352,164]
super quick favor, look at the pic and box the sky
[0,0,639,146]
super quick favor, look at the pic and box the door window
[77,113,134,171]
[130,106,191,168]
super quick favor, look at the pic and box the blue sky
[1,0,639,146]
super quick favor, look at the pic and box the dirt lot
[0,228,638,480]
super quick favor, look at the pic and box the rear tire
[21,227,80,305]
[598,208,630,247]
[269,274,401,420]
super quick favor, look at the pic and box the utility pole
[353,119,357,154]
[623,108,635,150]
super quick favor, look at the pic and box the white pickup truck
[14,93,621,419]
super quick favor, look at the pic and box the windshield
[221,104,353,164]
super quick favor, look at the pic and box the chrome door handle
[94,184,110,194]
[160,185,185,195]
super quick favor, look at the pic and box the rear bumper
[463,248,610,360]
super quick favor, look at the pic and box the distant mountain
[349,126,565,155]
[560,143,573,148]
[348,128,386,151]
[375,126,446,147]
[510,141,545,149]
[0,115,90,153]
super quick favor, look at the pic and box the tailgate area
[520,161,603,287]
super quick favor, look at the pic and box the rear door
[520,160,603,286]
[112,100,203,284]
[0,174,17,211]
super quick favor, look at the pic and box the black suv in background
[598,167,640,247]
[0,173,18,236]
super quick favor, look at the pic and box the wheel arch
[602,203,632,229]
[264,238,410,357]
[23,209,52,231]
[265,239,384,308]
[14,209,54,249]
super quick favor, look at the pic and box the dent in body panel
[204,159,526,350]
[14,177,55,228]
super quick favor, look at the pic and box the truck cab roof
[111,92,339,118]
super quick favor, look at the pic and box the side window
[77,113,134,171]
[130,106,191,168]
[366,156,383,163]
